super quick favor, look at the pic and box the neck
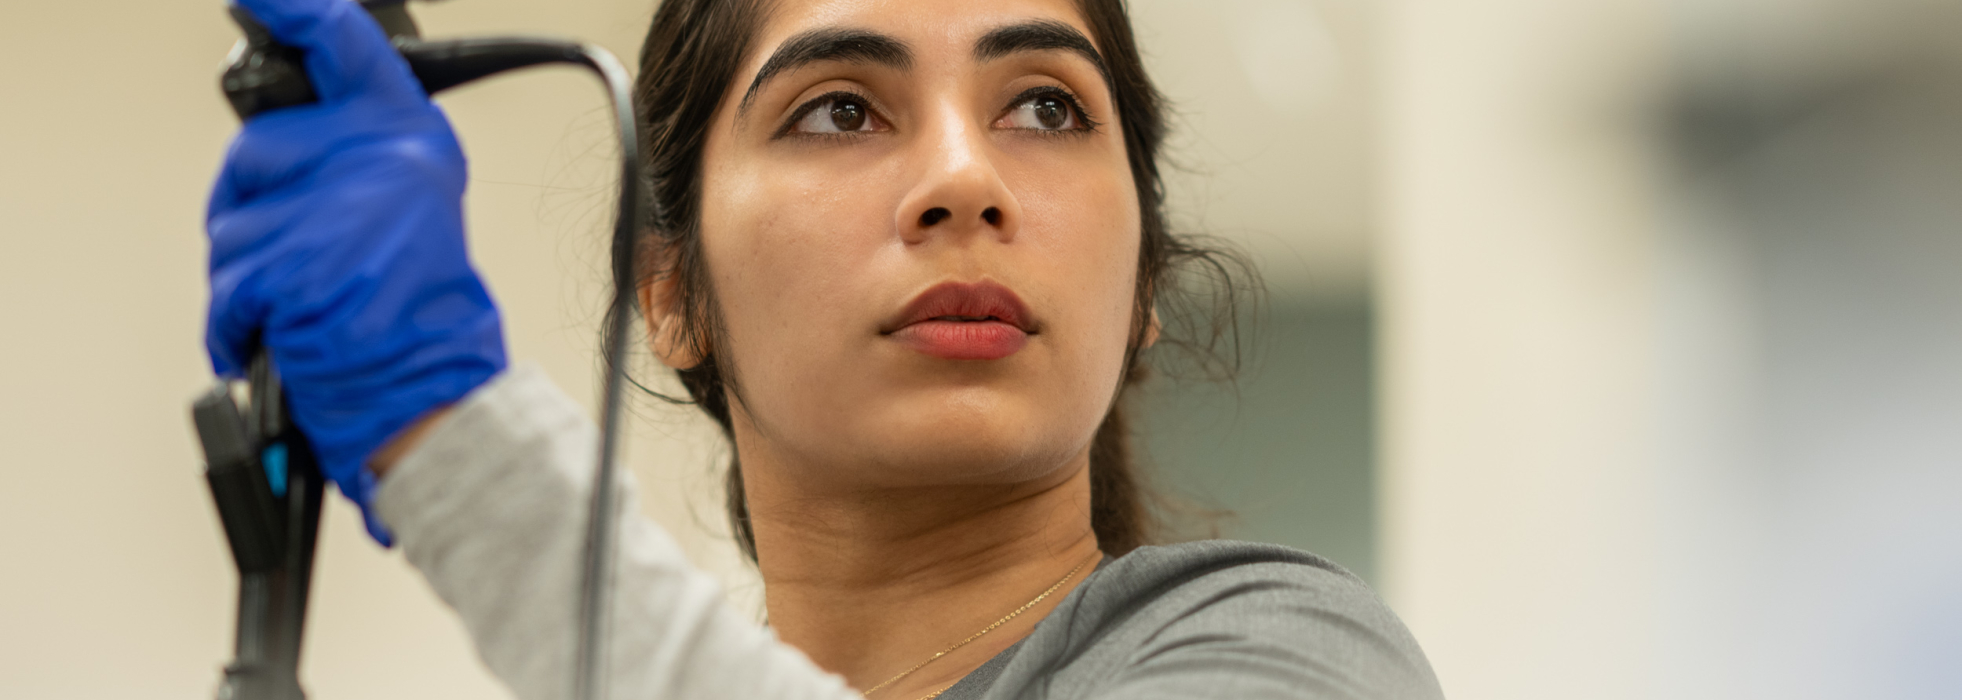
[742,449,1102,697]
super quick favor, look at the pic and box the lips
[884,281,1035,360]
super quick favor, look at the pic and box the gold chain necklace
[861,552,1100,699]
[908,685,952,700]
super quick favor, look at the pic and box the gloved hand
[205,0,506,544]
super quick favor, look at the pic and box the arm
[373,364,861,700]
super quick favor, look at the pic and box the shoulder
[968,541,1443,700]
[1091,541,1431,677]
[1095,539,1375,609]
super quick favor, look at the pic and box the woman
[204,0,1444,697]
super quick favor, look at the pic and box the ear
[639,268,703,370]
[1141,307,1162,350]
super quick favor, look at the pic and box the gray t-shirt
[377,364,1442,700]
[942,541,1442,699]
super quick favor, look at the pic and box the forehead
[749,0,1092,66]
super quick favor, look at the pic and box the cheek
[1012,154,1143,371]
[696,148,907,382]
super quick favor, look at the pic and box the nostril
[920,207,952,227]
[982,207,1001,226]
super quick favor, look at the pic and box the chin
[850,389,1097,487]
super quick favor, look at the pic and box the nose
[896,111,1021,245]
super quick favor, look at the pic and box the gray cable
[561,44,641,700]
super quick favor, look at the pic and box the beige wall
[1132,0,1375,303]
[1376,0,1668,697]
[1375,0,1962,695]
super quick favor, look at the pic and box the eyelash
[773,90,877,140]
[1002,85,1102,135]
[771,85,1102,140]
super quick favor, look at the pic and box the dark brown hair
[621,0,1250,563]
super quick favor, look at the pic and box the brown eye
[788,94,884,136]
[829,101,865,131]
[1031,97,1068,129]
[998,90,1085,131]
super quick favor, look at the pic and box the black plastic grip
[190,355,324,700]
[193,386,284,572]
[222,0,420,120]
[221,1,586,121]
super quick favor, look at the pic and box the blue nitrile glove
[205,0,506,544]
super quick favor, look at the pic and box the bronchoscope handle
[191,352,324,700]
[222,0,588,121]
[209,5,637,698]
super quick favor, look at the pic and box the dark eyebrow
[973,20,1111,89]
[739,28,913,115]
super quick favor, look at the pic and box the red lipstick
[884,281,1035,360]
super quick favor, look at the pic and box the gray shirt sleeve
[374,363,860,700]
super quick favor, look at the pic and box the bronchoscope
[189,2,641,698]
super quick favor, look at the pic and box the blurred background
[2,0,1958,698]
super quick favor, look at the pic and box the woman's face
[681,0,1140,491]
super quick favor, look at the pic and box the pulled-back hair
[619,0,1250,563]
